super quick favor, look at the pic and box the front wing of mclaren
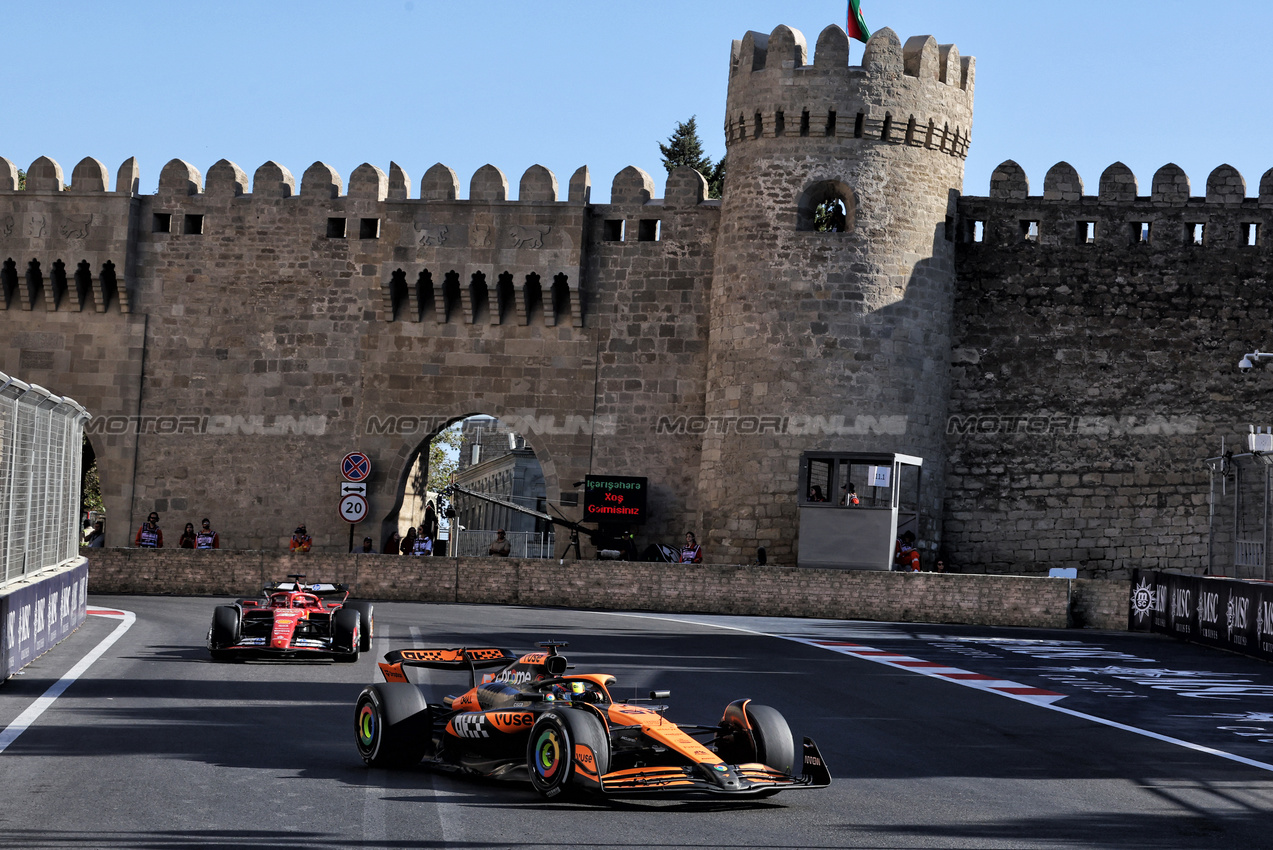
[595,738,831,797]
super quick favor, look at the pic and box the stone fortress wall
[948,160,1273,577]
[0,151,719,553]
[1,16,1262,578]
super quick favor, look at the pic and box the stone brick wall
[2,158,718,558]
[948,160,1273,578]
[83,549,1129,631]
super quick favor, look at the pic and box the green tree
[82,462,103,513]
[659,116,726,199]
[17,169,25,190]
[81,435,103,515]
[424,421,463,494]
[813,199,848,233]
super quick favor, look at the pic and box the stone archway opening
[386,414,551,558]
[80,435,104,545]
[796,180,856,233]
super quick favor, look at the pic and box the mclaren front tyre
[526,708,610,799]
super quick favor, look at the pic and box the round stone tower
[699,23,975,564]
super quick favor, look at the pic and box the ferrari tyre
[355,684,431,767]
[344,601,374,652]
[332,607,360,662]
[746,704,795,776]
[526,709,610,799]
[208,605,240,659]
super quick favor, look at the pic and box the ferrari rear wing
[379,647,515,687]
[263,579,348,597]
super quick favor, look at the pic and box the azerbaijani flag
[847,0,871,43]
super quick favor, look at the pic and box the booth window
[803,457,833,504]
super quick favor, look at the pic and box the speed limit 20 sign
[339,493,368,523]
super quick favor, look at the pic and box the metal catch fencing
[1,371,91,588]
[1207,450,1271,580]
[450,530,556,559]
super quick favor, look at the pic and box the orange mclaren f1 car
[354,641,831,798]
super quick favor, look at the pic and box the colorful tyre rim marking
[534,728,562,780]
[358,703,377,747]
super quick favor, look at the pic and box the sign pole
[340,452,372,552]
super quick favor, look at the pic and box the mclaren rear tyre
[344,601,375,652]
[355,683,431,768]
[746,704,796,776]
[208,605,241,661]
[526,709,610,799]
[332,607,361,663]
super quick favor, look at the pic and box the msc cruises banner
[1,561,89,678]
[1129,569,1273,663]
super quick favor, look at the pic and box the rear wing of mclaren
[379,647,515,686]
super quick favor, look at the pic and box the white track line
[0,607,135,755]
[614,611,1273,775]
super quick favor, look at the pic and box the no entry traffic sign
[342,452,371,482]
[339,493,368,523]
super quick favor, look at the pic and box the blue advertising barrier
[1129,569,1273,663]
[1,560,89,679]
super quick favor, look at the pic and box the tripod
[563,528,582,561]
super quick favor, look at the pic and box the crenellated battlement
[960,160,1273,250]
[0,154,719,324]
[723,24,974,160]
[1,154,708,205]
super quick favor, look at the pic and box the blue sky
[9,1,1273,202]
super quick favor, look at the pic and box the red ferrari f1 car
[354,641,831,798]
[207,575,374,661]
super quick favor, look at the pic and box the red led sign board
[583,475,648,524]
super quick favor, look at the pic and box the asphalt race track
[3,596,1273,849]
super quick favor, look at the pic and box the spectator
[178,522,197,549]
[402,527,417,556]
[895,531,920,572]
[359,536,375,554]
[840,482,859,506]
[196,518,220,550]
[290,524,312,553]
[85,521,105,548]
[488,529,511,557]
[680,531,703,564]
[412,533,433,556]
[934,558,947,573]
[384,531,401,555]
[135,512,163,548]
[807,485,827,502]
